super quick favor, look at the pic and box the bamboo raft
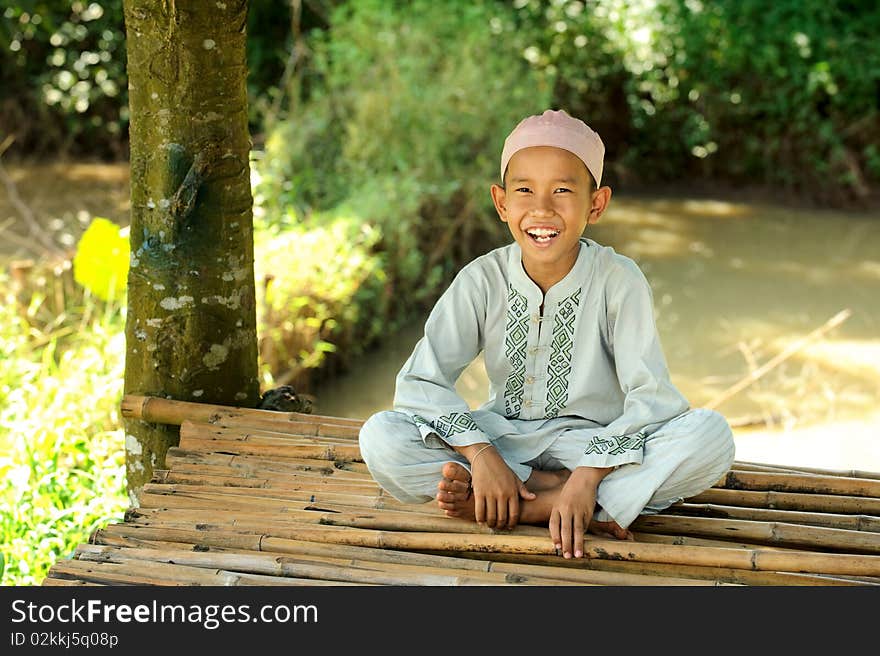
[44,395,880,587]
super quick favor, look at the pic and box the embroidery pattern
[544,288,581,418]
[412,412,479,439]
[503,284,530,417]
[583,432,647,457]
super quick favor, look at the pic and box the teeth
[526,228,559,241]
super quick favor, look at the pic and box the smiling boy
[359,109,735,559]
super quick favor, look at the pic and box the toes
[441,460,472,483]
[438,478,470,493]
[435,490,461,503]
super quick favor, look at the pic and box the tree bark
[122,0,260,503]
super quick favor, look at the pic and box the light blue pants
[358,408,735,529]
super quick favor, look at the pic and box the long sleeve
[393,267,492,449]
[576,261,690,469]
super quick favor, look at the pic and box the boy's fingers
[561,514,572,558]
[474,496,485,525]
[507,498,520,530]
[495,500,507,531]
[573,515,585,558]
[519,482,536,500]
[549,511,561,551]
[485,502,497,529]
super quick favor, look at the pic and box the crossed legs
[359,408,734,532]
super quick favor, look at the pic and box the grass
[0,271,129,586]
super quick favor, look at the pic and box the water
[314,195,880,472]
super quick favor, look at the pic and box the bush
[1,1,129,159]
[253,207,389,390]
[254,0,554,320]
[514,0,880,202]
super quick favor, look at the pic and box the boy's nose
[528,204,555,217]
[533,191,556,212]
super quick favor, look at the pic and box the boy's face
[490,146,610,290]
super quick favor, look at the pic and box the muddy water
[314,196,880,471]
[0,161,131,263]
[3,162,878,470]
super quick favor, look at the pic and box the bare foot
[434,463,633,541]
[589,518,634,541]
[435,461,475,520]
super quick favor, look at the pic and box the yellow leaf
[73,218,130,302]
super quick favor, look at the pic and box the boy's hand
[469,447,535,530]
[549,466,612,559]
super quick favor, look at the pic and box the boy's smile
[491,145,611,294]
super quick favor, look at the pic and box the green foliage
[1,1,128,158]
[255,0,553,322]
[254,208,389,389]
[0,271,128,586]
[513,0,880,201]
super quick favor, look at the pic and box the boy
[359,109,735,560]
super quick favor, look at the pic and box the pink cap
[500,109,605,186]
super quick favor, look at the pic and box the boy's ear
[588,186,612,225]
[490,184,509,223]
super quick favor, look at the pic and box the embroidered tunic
[393,238,690,469]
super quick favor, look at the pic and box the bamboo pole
[48,560,186,586]
[703,308,852,410]
[439,550,876,587]
[687,488,880,515]
[122,394,364,428]
[42,578,105,586]
[631,515,880,553]
[178,434,362,462]
[162,459,373,483]
[716,469,880,498]
[189,423,361,441]
[156,470,382,495]
[276,524,880,576]
[88,528,572,586]
[127,505,549,540]
[631,531,799,552]
[160,459,375,483]
[166,448,371,475]
[74,544,551,587]
[669,502,880,532]
[137,490,414,514]
[180,418,363,449]
[734,460,880,481]
[69,556,358,586]
[139,483,413,512]
[88,531,730,586]
[179,422,361,443]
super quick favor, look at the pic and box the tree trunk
[122,0,260,503]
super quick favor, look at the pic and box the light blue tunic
[393,237,691,470]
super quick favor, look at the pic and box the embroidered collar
[507,238,595,307]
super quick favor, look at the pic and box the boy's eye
[515,187,531,193]
[555,187,572,193]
